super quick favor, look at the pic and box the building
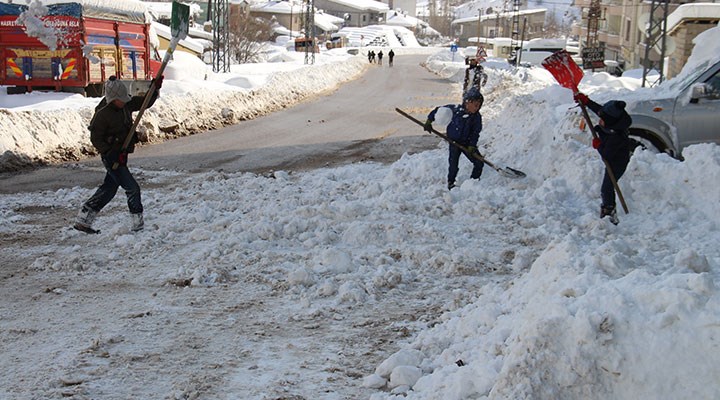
[247,0,345,39]
[313,0,389,27]
[664,3,720,78]
[451,8,547,47]
[572,0,720,74]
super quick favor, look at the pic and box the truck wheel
[62,87,86,95]
[6,86,27,95]
[85,83,104,98]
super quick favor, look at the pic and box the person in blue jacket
[424,87,485,190]
[574,92,632,224]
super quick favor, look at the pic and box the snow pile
[338,25,422,47]
[363,32,720,399]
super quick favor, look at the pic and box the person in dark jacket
[574,92,632,224]
[388,49,395,66]
[424,87,485,190]
[74,75,162,233]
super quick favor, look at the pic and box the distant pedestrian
[388,49,395,67]
[424,87,485,190]
[463,57,488,95]
[367,51,373,63]
[74,75,163,233]
[574,92,632,225]
[377,50,384,65]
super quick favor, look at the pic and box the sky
[2,15,720,400]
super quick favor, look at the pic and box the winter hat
[463,86,484,104]
[599,100,627,126]
[104,76,132,103]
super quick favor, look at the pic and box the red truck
[0,1,161,95]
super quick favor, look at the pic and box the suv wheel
[628,129,675,158]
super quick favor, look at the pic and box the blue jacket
[428,104,483,146]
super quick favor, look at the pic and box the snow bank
[0,54,368,171]
[365,46,720,399]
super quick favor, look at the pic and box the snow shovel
[112,1,190,170]
[395,107,526,179]
[541,50,629,214]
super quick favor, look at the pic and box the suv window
[705,69,720,97]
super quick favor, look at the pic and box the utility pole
[642,0,669,87]
[303,0,315,65]
[212,0,230,72]
[582,0,604,72]
[510,0,521,64]
[517,17,527,65]
[476,9,482,47]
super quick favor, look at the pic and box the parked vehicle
[627,59,720,159]
[516,38,567,66]
[0,1,161,96]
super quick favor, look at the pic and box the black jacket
[89,91,158,155]
[587,99,631,163]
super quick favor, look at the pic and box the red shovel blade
[542,50,584,92]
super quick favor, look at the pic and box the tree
[229,14,273,64]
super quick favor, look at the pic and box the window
[625,19,631,41]
[705,69,720,97]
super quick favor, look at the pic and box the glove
[152,75,164,90]
[467,145,477,154]
[592,137,602,149]
[423,119,433,133]
[574,92,589,105]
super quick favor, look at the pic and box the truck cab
[627,59,720,159]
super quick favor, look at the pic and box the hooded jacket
[89,91,159,156]
[587,99,632,163]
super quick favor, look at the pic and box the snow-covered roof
[336,24,420,47]
[143,1,203,21]
[0,0,150,23]
[250,2,343,32]
[452,7,546,25]
[327,0,389,13]
[250,1,299,14]
[385,11,418,28]
[667,3,720,34]
[152,21,205,54]
[315,11,344,32]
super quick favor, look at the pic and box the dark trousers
[448,145,484,184]
[601,158,629,208]
[84,155,143,214]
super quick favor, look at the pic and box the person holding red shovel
[574,93,632,225]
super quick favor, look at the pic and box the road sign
[476,46,487,62]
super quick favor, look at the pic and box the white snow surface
[2,29,720,399]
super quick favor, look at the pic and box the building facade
[451,9,547,47]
